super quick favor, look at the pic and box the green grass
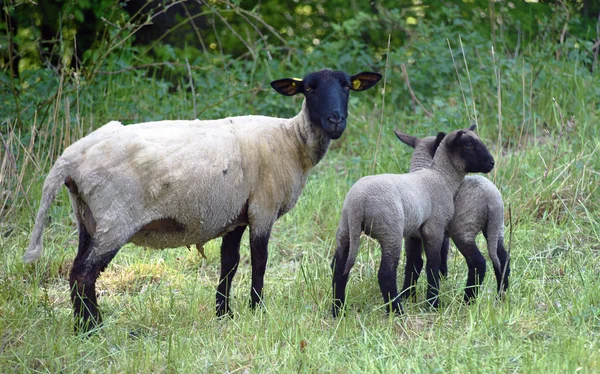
[2,50,600,373]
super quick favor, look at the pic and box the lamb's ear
[468,123,477,131]
[433,132,446,153]
[394,130,418,148]
[270,78,303,96]
[450,130,465,147]
[349,72,382,91]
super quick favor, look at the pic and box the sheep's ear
[270,78,303,96]
[394,130,418,148]
[433,132,446,153]
[468,123,477,131]
[349,72,382,91]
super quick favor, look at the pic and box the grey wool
[331,127,495,317]
[395,128,510,302]
[24,69,382,334]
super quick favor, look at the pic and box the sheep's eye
[464,144,473,149]
[305,86,312,92]
[344,84,351,90]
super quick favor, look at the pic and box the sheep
[394,128,510,302]
[24,68,382,333]
[331,127,495,317]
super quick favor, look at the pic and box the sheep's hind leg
[440,235,450,278]
[69,225,122,335]
[400,237,423,301]
[216,225,247,318]
[453,236,486,303]
[378,239,403,315]
[331,235,350,317]
[494,237,510,296]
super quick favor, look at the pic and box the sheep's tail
[23,159,68,263]
[343,212,363,275]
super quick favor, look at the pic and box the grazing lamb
[24,68,382,333]
[331,128,494,317]
[394,128,509,302]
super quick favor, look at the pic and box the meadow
[1,1,600,372]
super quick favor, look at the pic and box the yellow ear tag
[291,81,296,87]
[352,79,361,90]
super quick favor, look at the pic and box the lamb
[394,128,510,302]
[24,68,382,333]
[331,127,495,317]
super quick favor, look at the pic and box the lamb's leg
[249,226,272,310]
[216,225,247,317]
[69,224,121,335]
[452,236,486,303]
[440,235,450,278]
[378,239,403,315]
[494,237,510,296]
[423,233,444,309]
[331,235,350,317]
[400,237,423,301]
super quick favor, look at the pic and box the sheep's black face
[271,69,382,140]
[451,130,495,173]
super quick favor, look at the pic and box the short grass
[1,53,600,372]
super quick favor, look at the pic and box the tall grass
[1,6,600,373]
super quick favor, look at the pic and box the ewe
[332,127,494,317]
[24,69,382,333]
[395,128,509,302]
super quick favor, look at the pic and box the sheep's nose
[328,111,344,125]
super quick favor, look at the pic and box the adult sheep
[24,68,382,333]
[331,127,494,317]
[394,128,509,302]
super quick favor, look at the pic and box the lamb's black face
[271,69,382,140]
[451,130,495,173]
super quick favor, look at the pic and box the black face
[271,69,382,140]
[301,70,350,139]
[451,131,495,173]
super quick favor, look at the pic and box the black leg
[331,243,349,317]
[249,228,271,309]
[423,235,444,309]
[401,237,423,301]
[495,237,510,296]
[378,241,403,315]
[216,225,247,318]
[69,224,120,335]
[439,235,450,278]
[464,251,486,303]
[453,237,486,303]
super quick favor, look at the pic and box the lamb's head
[441,126,495,174]
[270,69,382,139]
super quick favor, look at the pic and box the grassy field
[2,45,600,372]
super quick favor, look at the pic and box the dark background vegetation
[2,0,599,126]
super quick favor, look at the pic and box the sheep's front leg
[216,225,247,318]
[401,237,423,301]
[249,226,272,310]
[423,233,444,309]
